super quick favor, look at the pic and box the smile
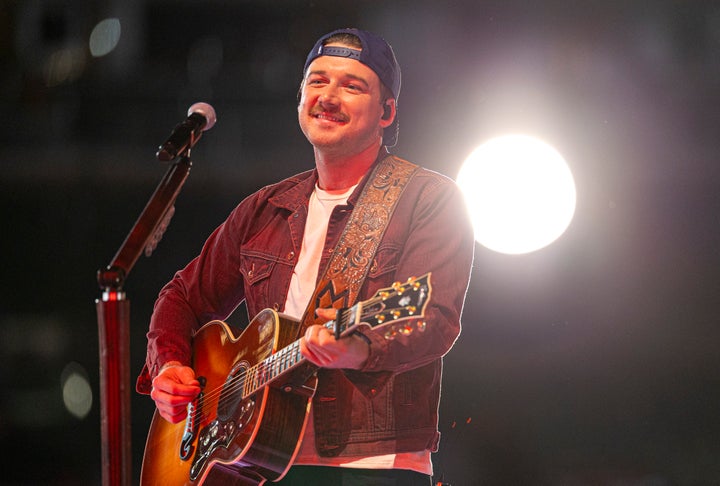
[313,112,348,123]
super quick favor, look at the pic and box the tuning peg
[399,323,414,336]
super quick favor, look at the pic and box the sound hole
[217,363,247,422]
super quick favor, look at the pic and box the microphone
[156,102,217,161]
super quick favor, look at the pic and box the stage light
[457,134,576,254]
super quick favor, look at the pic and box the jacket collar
[268,168,317,212]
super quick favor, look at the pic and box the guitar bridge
[179,376,205,461]
[188,366,256,481]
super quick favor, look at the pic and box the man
[137,28,474,485]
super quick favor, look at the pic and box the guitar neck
[241,273,430,397]
[241,304,360,397]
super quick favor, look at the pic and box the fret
[242,338,306,397]
[261,361,268,383]
[269,355,276,380]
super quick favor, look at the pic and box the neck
[314,144,385,191]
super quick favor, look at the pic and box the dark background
[2,1,719,484]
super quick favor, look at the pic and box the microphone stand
[96,153,192,486]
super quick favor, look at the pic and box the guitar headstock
[358,273,432,340]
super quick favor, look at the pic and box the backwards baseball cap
[304,28,401,147]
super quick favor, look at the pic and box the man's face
[298,45,393,156]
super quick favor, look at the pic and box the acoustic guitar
[140,273,432,485]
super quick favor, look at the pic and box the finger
[315,326,336,346]
[151,387,197,422]
[152,374,201,397]
[304,325,324,346]
[300,336,331,366]
[153,383,201,399]
[151,386,196,405]
[158,405,189,424]
[314,307,337,322]
[158,366,200,387]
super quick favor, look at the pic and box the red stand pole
[96,290,132,486]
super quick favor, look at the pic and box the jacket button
[287,251,295,260]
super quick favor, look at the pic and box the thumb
[161,364,198,386]
[314,307,337,323]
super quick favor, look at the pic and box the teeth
[315,113,343,122]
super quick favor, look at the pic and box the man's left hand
[300,307,370,369]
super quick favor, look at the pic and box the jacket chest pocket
[238,252,281,315]
[239,253,276,285]
[367,243,402,279]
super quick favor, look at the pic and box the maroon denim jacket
[137,151,475,457]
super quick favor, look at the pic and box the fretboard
[241,303,361,397]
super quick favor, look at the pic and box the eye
[345,83,365,93]
[306,76,327,86]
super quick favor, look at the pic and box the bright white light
[457,135,576,254]
[89,18,121,57]
[61,362,93,419]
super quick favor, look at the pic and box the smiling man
[298,35,396,188]
[138,28,474,485]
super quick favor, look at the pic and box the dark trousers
[274,466,432,486]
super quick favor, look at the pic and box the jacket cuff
[357,326,390,372]
[135,354,189,395]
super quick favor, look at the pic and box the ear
[296,79,305,104]
[380,99,396,127]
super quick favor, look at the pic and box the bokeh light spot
[61,362,93,419]
[89,18,121,57]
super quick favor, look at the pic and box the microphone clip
[156,103,217,162]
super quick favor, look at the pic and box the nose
[317,84,340,109]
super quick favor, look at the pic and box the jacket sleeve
[355,170,475,375]
[135,199,252,394]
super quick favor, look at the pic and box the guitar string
[186,286,423,423]
[186,300,358,421]
[187,340,305,422]
[187,289,417,423]
[183,288,414,423]
[185,303,360,422]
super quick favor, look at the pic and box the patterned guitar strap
[294,153,419,454]
[299,153,418,333]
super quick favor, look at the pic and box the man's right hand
[150,362,201,423]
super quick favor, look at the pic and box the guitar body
[140,310,317,485]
